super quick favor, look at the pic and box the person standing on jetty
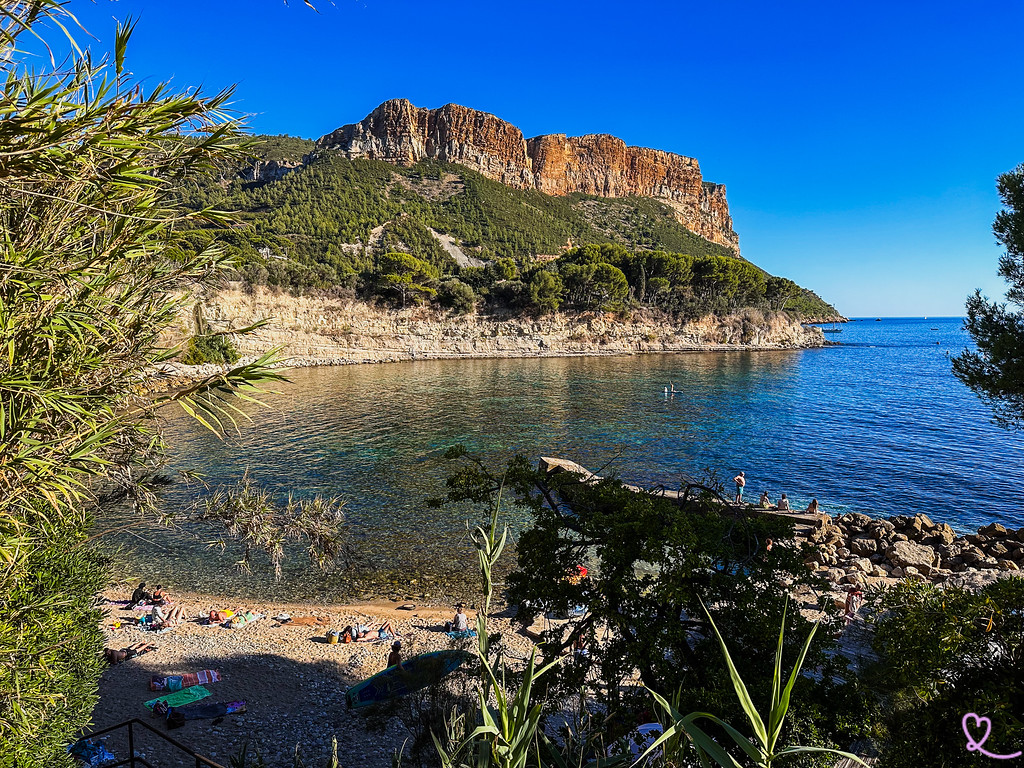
[733,471,746,504]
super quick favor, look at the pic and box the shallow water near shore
[103,316,1024,599]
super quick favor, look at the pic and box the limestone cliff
[166,287,822,370]
[316,99,739,253]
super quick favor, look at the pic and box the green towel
[144,685,210,710]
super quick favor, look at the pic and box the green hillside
[178,135,840,319]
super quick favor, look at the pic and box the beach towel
[446,629,478,640]
[168,699,245,721]
[280,615,330,627]
[68,738,116,767]
[149,670,221,692]
[144,685,210,711]
[226,612,264,629]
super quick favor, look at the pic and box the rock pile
[803,512,1024,589]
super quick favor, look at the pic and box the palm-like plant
[642,602,867,767]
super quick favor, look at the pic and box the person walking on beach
[733,472,746,504]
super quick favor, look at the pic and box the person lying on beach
[804,498,821,514]
[128,582,152,608]
[150,604,187,629]
[776,494,790,511]
[343,622,397,643]
[104,642,156,665]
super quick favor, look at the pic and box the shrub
[436,278,477,314]
[182,334,241,365]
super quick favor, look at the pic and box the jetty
[537,456,828,534]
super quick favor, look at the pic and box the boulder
[891,566,905,578]
[849,537,878,556]
[932,524,956,545]
[960,547,985,565]
[851,557,874,573]
[980,522,1008,537]
[915,513,936,530]
[998,559,1020,571]
[987,542,1010,558]
[886,540,938,574]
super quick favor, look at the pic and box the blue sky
[50,0,1024,316]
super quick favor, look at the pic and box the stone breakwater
[803,511,1023,590]
[170,288,824,372]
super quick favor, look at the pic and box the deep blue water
[111,316,1023,597]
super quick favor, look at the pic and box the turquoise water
[110,316,1024,598]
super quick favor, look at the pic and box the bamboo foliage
[0,3,285,761]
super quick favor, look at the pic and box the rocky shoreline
[802,510,1022,590]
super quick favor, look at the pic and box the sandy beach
[91,589,536,767]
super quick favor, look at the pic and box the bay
[108,316,1024,599]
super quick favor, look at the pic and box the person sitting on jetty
[343,621,398,643]
[804,498,821,514]
[776,494,791,511]
[387,640,403,669]
[758,491,774,509]
[128,582,151,608]
[104,642,156,665]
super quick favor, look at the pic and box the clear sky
[46,0,1024,316]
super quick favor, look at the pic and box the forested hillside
[179,135,839,319]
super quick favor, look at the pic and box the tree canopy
[953,164,1024,429]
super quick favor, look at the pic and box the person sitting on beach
[758,491,774,509]
[103,642,156,665]
[387,640,403,669]
[446,603,470,634]
[151,585,170,605]
[776,494,790,511]
[805,498,821,514]
[343,621,397,643]
[128,582,151,608]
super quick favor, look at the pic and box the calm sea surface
[108,317,1024,599]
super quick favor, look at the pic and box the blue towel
[446,629,477,640]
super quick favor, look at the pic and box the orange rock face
[317,99,739,252]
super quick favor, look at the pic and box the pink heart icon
[963,713,992,751]
[963,712,1023,760]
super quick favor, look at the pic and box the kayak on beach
[345,650,474,708]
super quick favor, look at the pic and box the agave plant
[641,602,867,767]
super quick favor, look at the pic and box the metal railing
[79,718,226,768]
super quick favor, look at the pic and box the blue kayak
[345,650,474,708]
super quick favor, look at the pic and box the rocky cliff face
[316,99,739,252]
[168,287,822,368]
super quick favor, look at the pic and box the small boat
[346,650,474,708]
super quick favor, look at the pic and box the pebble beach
[92,590,535,767]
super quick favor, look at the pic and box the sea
[107,316,1024,598]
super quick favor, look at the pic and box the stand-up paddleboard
[345,650,474,708]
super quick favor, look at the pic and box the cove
[103,317,1023,599]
